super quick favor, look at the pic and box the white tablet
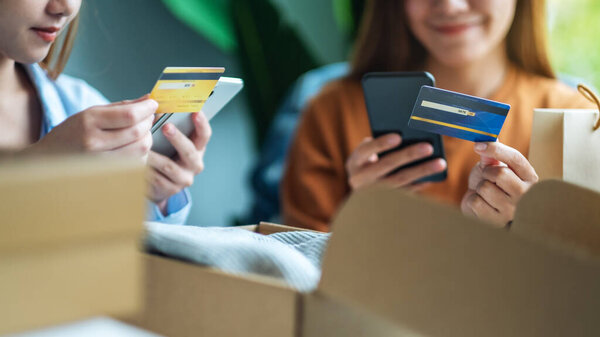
[151,77,244,158]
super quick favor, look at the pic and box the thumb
[479,155,501,168]
[476,142,501,168]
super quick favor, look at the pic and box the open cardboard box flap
[0,155,145,253]
[316,179,600,337]
[0,155,146,334]
[130,179,600,337]
[512,179,600,255]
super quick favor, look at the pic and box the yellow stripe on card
[410,116,498,138]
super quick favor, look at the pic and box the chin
[432,48,486,68]
[13,46,52,64]
[439,56,477,68]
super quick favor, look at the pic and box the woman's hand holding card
[461,142,538,227]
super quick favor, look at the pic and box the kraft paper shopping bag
[529,84,600,192]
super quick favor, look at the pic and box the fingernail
[421,144,433,155]
[474,143,488,152]
[163,124,175,136]
[387,134,401,145]
[427,159,445,173]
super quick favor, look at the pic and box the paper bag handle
[577,84,600,131]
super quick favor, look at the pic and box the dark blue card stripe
[160,73,222,80]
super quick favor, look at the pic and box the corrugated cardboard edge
[317,183,600,337]
[237,222,315,235]
[257,222,316,234]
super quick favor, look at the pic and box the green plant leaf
[333,0,366,38]
[333,0,354,34]
[161,0,237,51]
[231,0,320,147]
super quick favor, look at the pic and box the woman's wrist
[155,199,169,216]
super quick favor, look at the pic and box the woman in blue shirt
[0,0,210,225]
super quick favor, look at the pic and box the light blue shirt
[24,63,191,225]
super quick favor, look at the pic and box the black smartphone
[362,72,447,182]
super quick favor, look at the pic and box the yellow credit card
[149,67,225,113]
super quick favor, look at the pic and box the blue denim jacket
[24,63,191,225]
[245,62,349,223]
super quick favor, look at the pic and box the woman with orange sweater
[282,0,593,231]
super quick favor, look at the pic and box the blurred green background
[549,0,600,89]
[65,0,599,226]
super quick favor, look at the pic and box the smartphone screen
[362,72,447,183]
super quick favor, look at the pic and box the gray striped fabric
[145,222,331,292]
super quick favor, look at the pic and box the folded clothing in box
[144,222,331,292]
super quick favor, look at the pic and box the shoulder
[295,62,349,98]
[299,78,364,130]
[25,64,111,122]
[305,78,363,114]
[296,78,370,153]
[54,73,110,109]
[512,68,594,109]
[316,77,362,100]
[283,62,349,114]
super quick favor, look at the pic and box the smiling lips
[435,23,474,35]
[432,19,483,35]
[31,26,60,42]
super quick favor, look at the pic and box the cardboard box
[0,156,146,334]
[129,180,600,337]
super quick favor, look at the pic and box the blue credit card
[408,86,510,142]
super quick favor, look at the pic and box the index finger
[93,99,159,129]
[474,142,537,182]
[162,123,201,170]
[190,112,212,150]
[349,134,402,168]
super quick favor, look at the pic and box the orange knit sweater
[281,66,594,231]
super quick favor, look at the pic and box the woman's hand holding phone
[147,112,211,214]
[346,133,447,191]
[27,95,157,157]
[461,142,538,227]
